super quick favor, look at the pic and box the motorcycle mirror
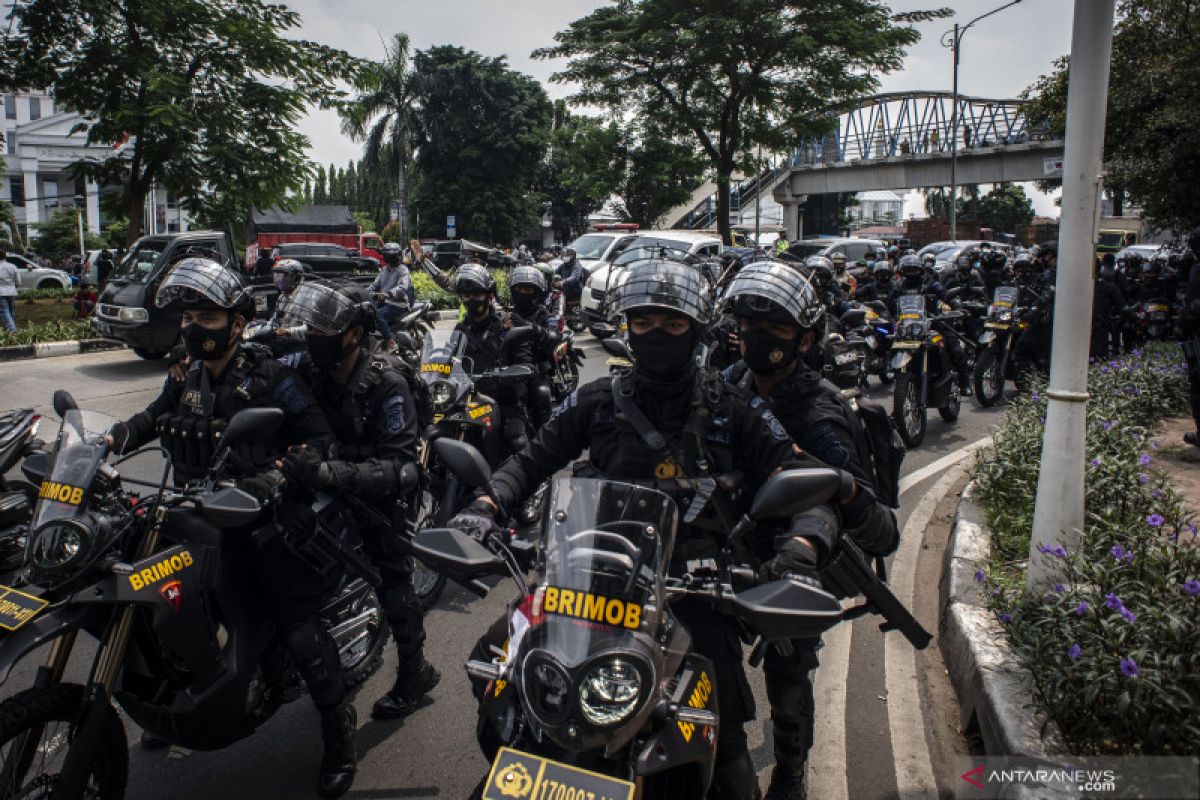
[731,579,843,640]
[750,468,843,520]
[52,390,78,418]
[839,309,867,328]
[589,323,618,340]
[432,438,492,488]
[411,527,507,577]
[222,408,284,450]
[601,337,631,361]
[198,486,262,528]
[21,450,51,485]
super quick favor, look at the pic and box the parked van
[581,230,723,323]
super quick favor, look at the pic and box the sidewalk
[1155,416,1200,515]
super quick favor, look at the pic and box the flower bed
[0,319,97,347]
[973,344,1200,755]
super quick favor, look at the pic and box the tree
[959,184,1035,234]
[409,46,552,243]
[1021,1,1200,230]
[29,209,104,261]
[540,102,625,241]
[535,0,947,244]
[612,126,706,228]
[312,165,328,206]
[1,0,363,243]
[341,32,420,242]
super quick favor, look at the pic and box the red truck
[244,205,386,270]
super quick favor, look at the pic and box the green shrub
[974,343,1200,755]
[0,319,97,347]
[18,287,76,301]
[411,268,512,310]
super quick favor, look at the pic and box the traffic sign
[1043,157,1064,177]
[447,215,456,227]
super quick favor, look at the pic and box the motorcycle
[890,294,961,448]
[0,393,387,799]
[544,291,585,400]
[972,286,1030,407]
[413,330,536,608]
[0,408,44,577]
[415,439,930,800]
[389,300,439,367]
[839,302,894,386]
[1135,297,1174,342]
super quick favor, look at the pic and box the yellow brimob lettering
[677,671,713,742]
[129,550,193,591]
[38,481,85,506]
[541,587,642,631]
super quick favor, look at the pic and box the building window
[28,97,40,121]
[167,220,180,233]
[3,95,15,120]
[9,178,24,207]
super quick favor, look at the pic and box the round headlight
[998,310,1013,322]
[28,518,92,580]
[430,380,454,408]
[579,658,642,727]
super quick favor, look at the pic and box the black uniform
[1179,252,1200,435]
[454,310,536,457]
[725,360,897,778]
[509,303,557,425]
[484,368,840,783]
[1091,275,1126,358]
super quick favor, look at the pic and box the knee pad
[504,418,529,453]
[282,619,343,709]
[380,584,425,655]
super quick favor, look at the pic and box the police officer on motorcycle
[371,242,416,350]
[453,258,851,799]
[943,253,987,300]
[106,258,358,798]
[243,258,308,356]
[894,254,972,394]
[554,246,585,305]
[274,282,441,724]
[720,261,899,800]
[1093,257,1127,358]
[454,263,536,457]
[507,265,557,425]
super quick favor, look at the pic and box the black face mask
[740,327,799,376]
[513,295,540,316]
[307,334,348,369]
[465,298,491,318]
[182,321,234,361]
[628,327,696,381]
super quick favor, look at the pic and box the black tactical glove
[448,497,498,542]
[766,537,823,591]
[106,422,131,455]
[282,445,330,490]
[238,469,286,506]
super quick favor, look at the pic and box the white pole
[1028,0,1116,588]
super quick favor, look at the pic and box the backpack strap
[611,374,669,454]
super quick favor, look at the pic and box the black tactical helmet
[720,260,823,329]
[454,263,496,295]
[956,253,974,272]
[1118,252,1145,272]
[1012,252,1036,273]
[155,257,250,313]
[804,255,834,287]
[272,258,305,276]
[507,265,548,295]
[874,261,894,279]
[381,241,404,264]
[610,259,712,324]
[897,253,922,277]
[277,282,374,336]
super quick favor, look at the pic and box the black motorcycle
[972,286,1029,407]
[416,439,931,800]
[544,292,585,400]
[0,394,387,800]
[0,408,45,577]
[390,300,439,367]
[890,294,961,448]
[839,302,894,387]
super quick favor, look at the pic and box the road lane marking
[887,463,969,798]
[806,620,852,800]
[898,436,992,496]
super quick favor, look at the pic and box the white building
[847,190,904,225]
[1,90,190,241]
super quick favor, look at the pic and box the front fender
[890,351,913,370]
[0,604,94,685]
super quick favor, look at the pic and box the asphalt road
[0,331,1008,799]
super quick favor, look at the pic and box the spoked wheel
[939,383,962,422]
[0,684,127,799]
[973,351,1005,407]
[892,371,927,448]
[335,587,389,688]
[557,355,580,397]
[412,489,448,610]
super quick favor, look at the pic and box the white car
[567,230,640,279]
[582,231,723,323]
[783,237,886,264]
[5,253,72,289]
[921,240,1014,278]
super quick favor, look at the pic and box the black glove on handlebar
[238,469,285,506]
[448,498,498,542]
[282,446,328,490]
[766,537,823,590]
[107,422,131,455]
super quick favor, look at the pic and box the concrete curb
[0,338,126,362]
[942,482,1075,799]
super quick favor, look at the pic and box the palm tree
[341,33,419,241]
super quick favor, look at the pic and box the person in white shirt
[0,251,19,332]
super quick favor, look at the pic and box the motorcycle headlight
[997,310,1013,323]
[430,380,454,409]
[28,518,94,584]
[905,322,925,339]
[579,658,642,727]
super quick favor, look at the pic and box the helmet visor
[276,283,356,335]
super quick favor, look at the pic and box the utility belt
[157,415,228,476]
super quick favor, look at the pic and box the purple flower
[1132,348,1143,357]
[999,613,1013,624]
[1120,607,1137,623]
[1104,592,1124,611]
[1110,544,1126,561]
[1102,420,1117,431]
[1119,658,1139,677]
[1074,601,1089,616]
[1188,522,1197,537]
[1138,473,1150,485]
[1089,458,1101,468]
[1031,390,1040,402]
[1051,544,1067,558]
[1152,440,1160,450]
[1053,582,1065,593]
[1152,490,1164,500]
[1147,514,1165,527]
[1068,644,1082,662]
[1139,454,1152,467]
[1184,579,1200,596]
[974,569,986,583]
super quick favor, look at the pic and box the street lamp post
[73,194,85,261]
[941,0,1023,240]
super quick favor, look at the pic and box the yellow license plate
[432,413,444,423]
[0,585,48,632]
[898,313,920,321]
[1148,305,1169,313]
[484,747,634,800]
[984,322,1011,329]
[468,404,494,420]
[606,357,632,368]
[891,341,921,349]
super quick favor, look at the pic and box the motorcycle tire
[892,371,927,448]
[337,589,389,689]
[973,350,1005,408]
[567,312,586,334]
[559,355,580,396]
[939,385,961,423]
[412,488,448,610]
[0,683,128,799]
[878,368,894,385]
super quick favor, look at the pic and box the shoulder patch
[801,420,852,468]
[381,395,408,433]
[758,406,790,442]
[271,375,310,414]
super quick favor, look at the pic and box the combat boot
[371,656,441,720]
[764,765,807,800]
[318,703,357,798]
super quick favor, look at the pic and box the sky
[289,0,1077,219]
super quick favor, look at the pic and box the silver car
[5,253,73,289]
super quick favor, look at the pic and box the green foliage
[17,287,76,301]
[1021,2,1200,229]
[535,0,948,243]
[974,344,1199,754]
[960,184,1036,234]
[2,0,366,242]
[613,126,707,228]
[410,269,510,309]
[409,46,552,244]
[0,319,96,347]
[29,210,105,261]
[540,102,624,242]
[381,221,403,241]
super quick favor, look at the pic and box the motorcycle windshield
[532,479,676,664]
[992,287,1019,308]
[31,409,115,528]
[896,294,927,321]
[420,331,472,407]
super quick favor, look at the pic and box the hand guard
[107,422,131,455]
